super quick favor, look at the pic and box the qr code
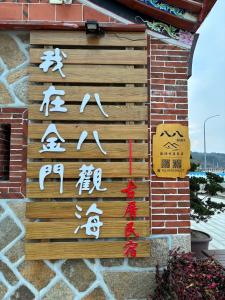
[172,159,182,169]
[161,159,170,168]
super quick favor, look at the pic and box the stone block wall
[0,199,191,299]
[0,31,191,299]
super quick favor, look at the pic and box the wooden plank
[30,48,147,65]
[208,256,225,261]
[29,65,147,84]
[30,31,147,47]
[26,220,149,239]
[28,143,148,159]
[29,105,147,121]
[25,240,150,260]
[28,124,148,140]
[27,30,150,261]
[27,162,148,179]
[203,250,225,268]
[28,86,147,103]
[26,201,149,219]
[27,181,149,198]
[203,250,225,256]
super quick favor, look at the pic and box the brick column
[149,35,191,235]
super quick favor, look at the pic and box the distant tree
[190,168,225,222]
[205,172,224,196]
[189,161,200,172]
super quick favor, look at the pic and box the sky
[188,0,225,154]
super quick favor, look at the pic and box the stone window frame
[0,107,27,199]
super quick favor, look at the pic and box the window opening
[0,124,11,181]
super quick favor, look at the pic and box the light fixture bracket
[85,20,105,36]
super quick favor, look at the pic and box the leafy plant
[189,161,200,172]
[190,165,225,222]
[149,249,225,300]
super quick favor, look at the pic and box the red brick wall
[0,1,112,23]
[148,36,191,235]
[0,108,27,199]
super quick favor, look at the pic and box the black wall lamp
[85,20,105,35]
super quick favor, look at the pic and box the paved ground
[191,197,225,250]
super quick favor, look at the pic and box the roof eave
[164,0,202,13]
[116,0,197,32]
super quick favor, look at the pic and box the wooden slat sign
[26,30,150,260]
[153,124,190,178]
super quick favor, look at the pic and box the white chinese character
[40,124,65,153]
[74,204,82,219]
[39,48,67,78]
[80,93,109,118]
[39,163,64,194]
[74,203,103,239]
[40,85,67,117]
[77,130,107,155]
[76,164,107,195]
